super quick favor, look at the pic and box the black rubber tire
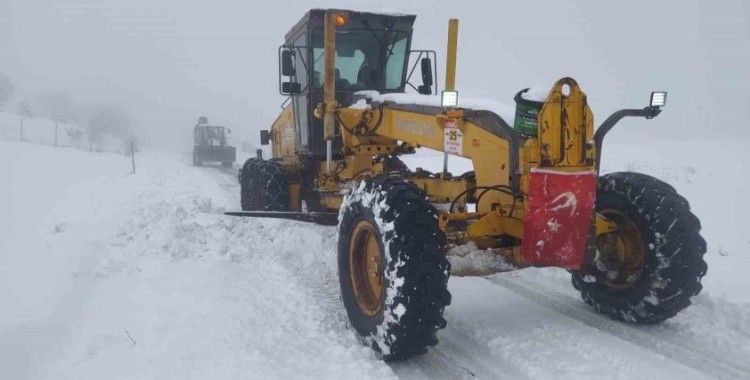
[572,172,707,324]
[238,158,289,211]
[337,176,451,361]
[380,155,410,174]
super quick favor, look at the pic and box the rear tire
[572,172,707,324]
[239,158,289,211]
[379,155,410,174]
[337,176,451,361]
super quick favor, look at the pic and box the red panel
[522,169,597,269]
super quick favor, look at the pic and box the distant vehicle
[193,117,236,167]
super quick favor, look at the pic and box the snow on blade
[447,242,518,276]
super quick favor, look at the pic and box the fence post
[19,117,24,142]
[55,123,58,146]
[130,140,136,174]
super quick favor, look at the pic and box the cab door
[279,32,312,155]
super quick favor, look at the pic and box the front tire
[337,176,451,361]
[572,172,707,324]
[239,158,289,211]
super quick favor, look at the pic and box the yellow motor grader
[229,9,707,361]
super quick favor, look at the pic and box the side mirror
[282,82,301,94]
[418,58,434,95]
[281,50,295,76]
[260,130,270,145]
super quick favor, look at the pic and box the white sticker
[443,120,463,156]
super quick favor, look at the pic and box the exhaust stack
[323,11,338,172]
[441,18,459,177]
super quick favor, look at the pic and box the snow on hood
[350,91,517,125]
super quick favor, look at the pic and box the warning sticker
[443,120,463,156]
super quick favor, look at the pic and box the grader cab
[230,9,706,361]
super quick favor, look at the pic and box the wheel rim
[593,209,646,290]
[349,220,384,316]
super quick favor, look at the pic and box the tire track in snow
[486,276,750,380]
[432,328,521,379]
[390,347,477,379]
[391,337,507,380]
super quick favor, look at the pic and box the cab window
[311,30,409,91]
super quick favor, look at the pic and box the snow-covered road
[1,140,748,379]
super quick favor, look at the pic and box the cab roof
[285,9,416,43]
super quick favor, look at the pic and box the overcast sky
[1,0,748,149]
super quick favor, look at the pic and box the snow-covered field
[1,136,748,379]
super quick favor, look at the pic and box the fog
[1,0,748,151]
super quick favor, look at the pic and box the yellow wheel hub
[594,209,645,289]
[349,220,385,316]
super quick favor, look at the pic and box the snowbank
[0,142,393,379]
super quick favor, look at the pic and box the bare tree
[0,73,14,110]
[40,91,74,146]
[85,105,131,151]
[65,126,84,144]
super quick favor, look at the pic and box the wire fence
[0,113,136,157]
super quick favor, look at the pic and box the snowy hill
[1,140,748,379]
[0,111,132,153]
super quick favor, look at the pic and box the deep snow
[1,136,748,379]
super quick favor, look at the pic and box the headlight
[442,90,458,108]
[650,91,667,108]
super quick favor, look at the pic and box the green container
[513,88,544,137]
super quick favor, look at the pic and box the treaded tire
[239,158,289,211]
[337,176,451,361]
[572,172,707,324]
[380,155,410,174]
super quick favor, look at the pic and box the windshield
[311,29,409,91]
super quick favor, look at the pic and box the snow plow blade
[224,211,339,226]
